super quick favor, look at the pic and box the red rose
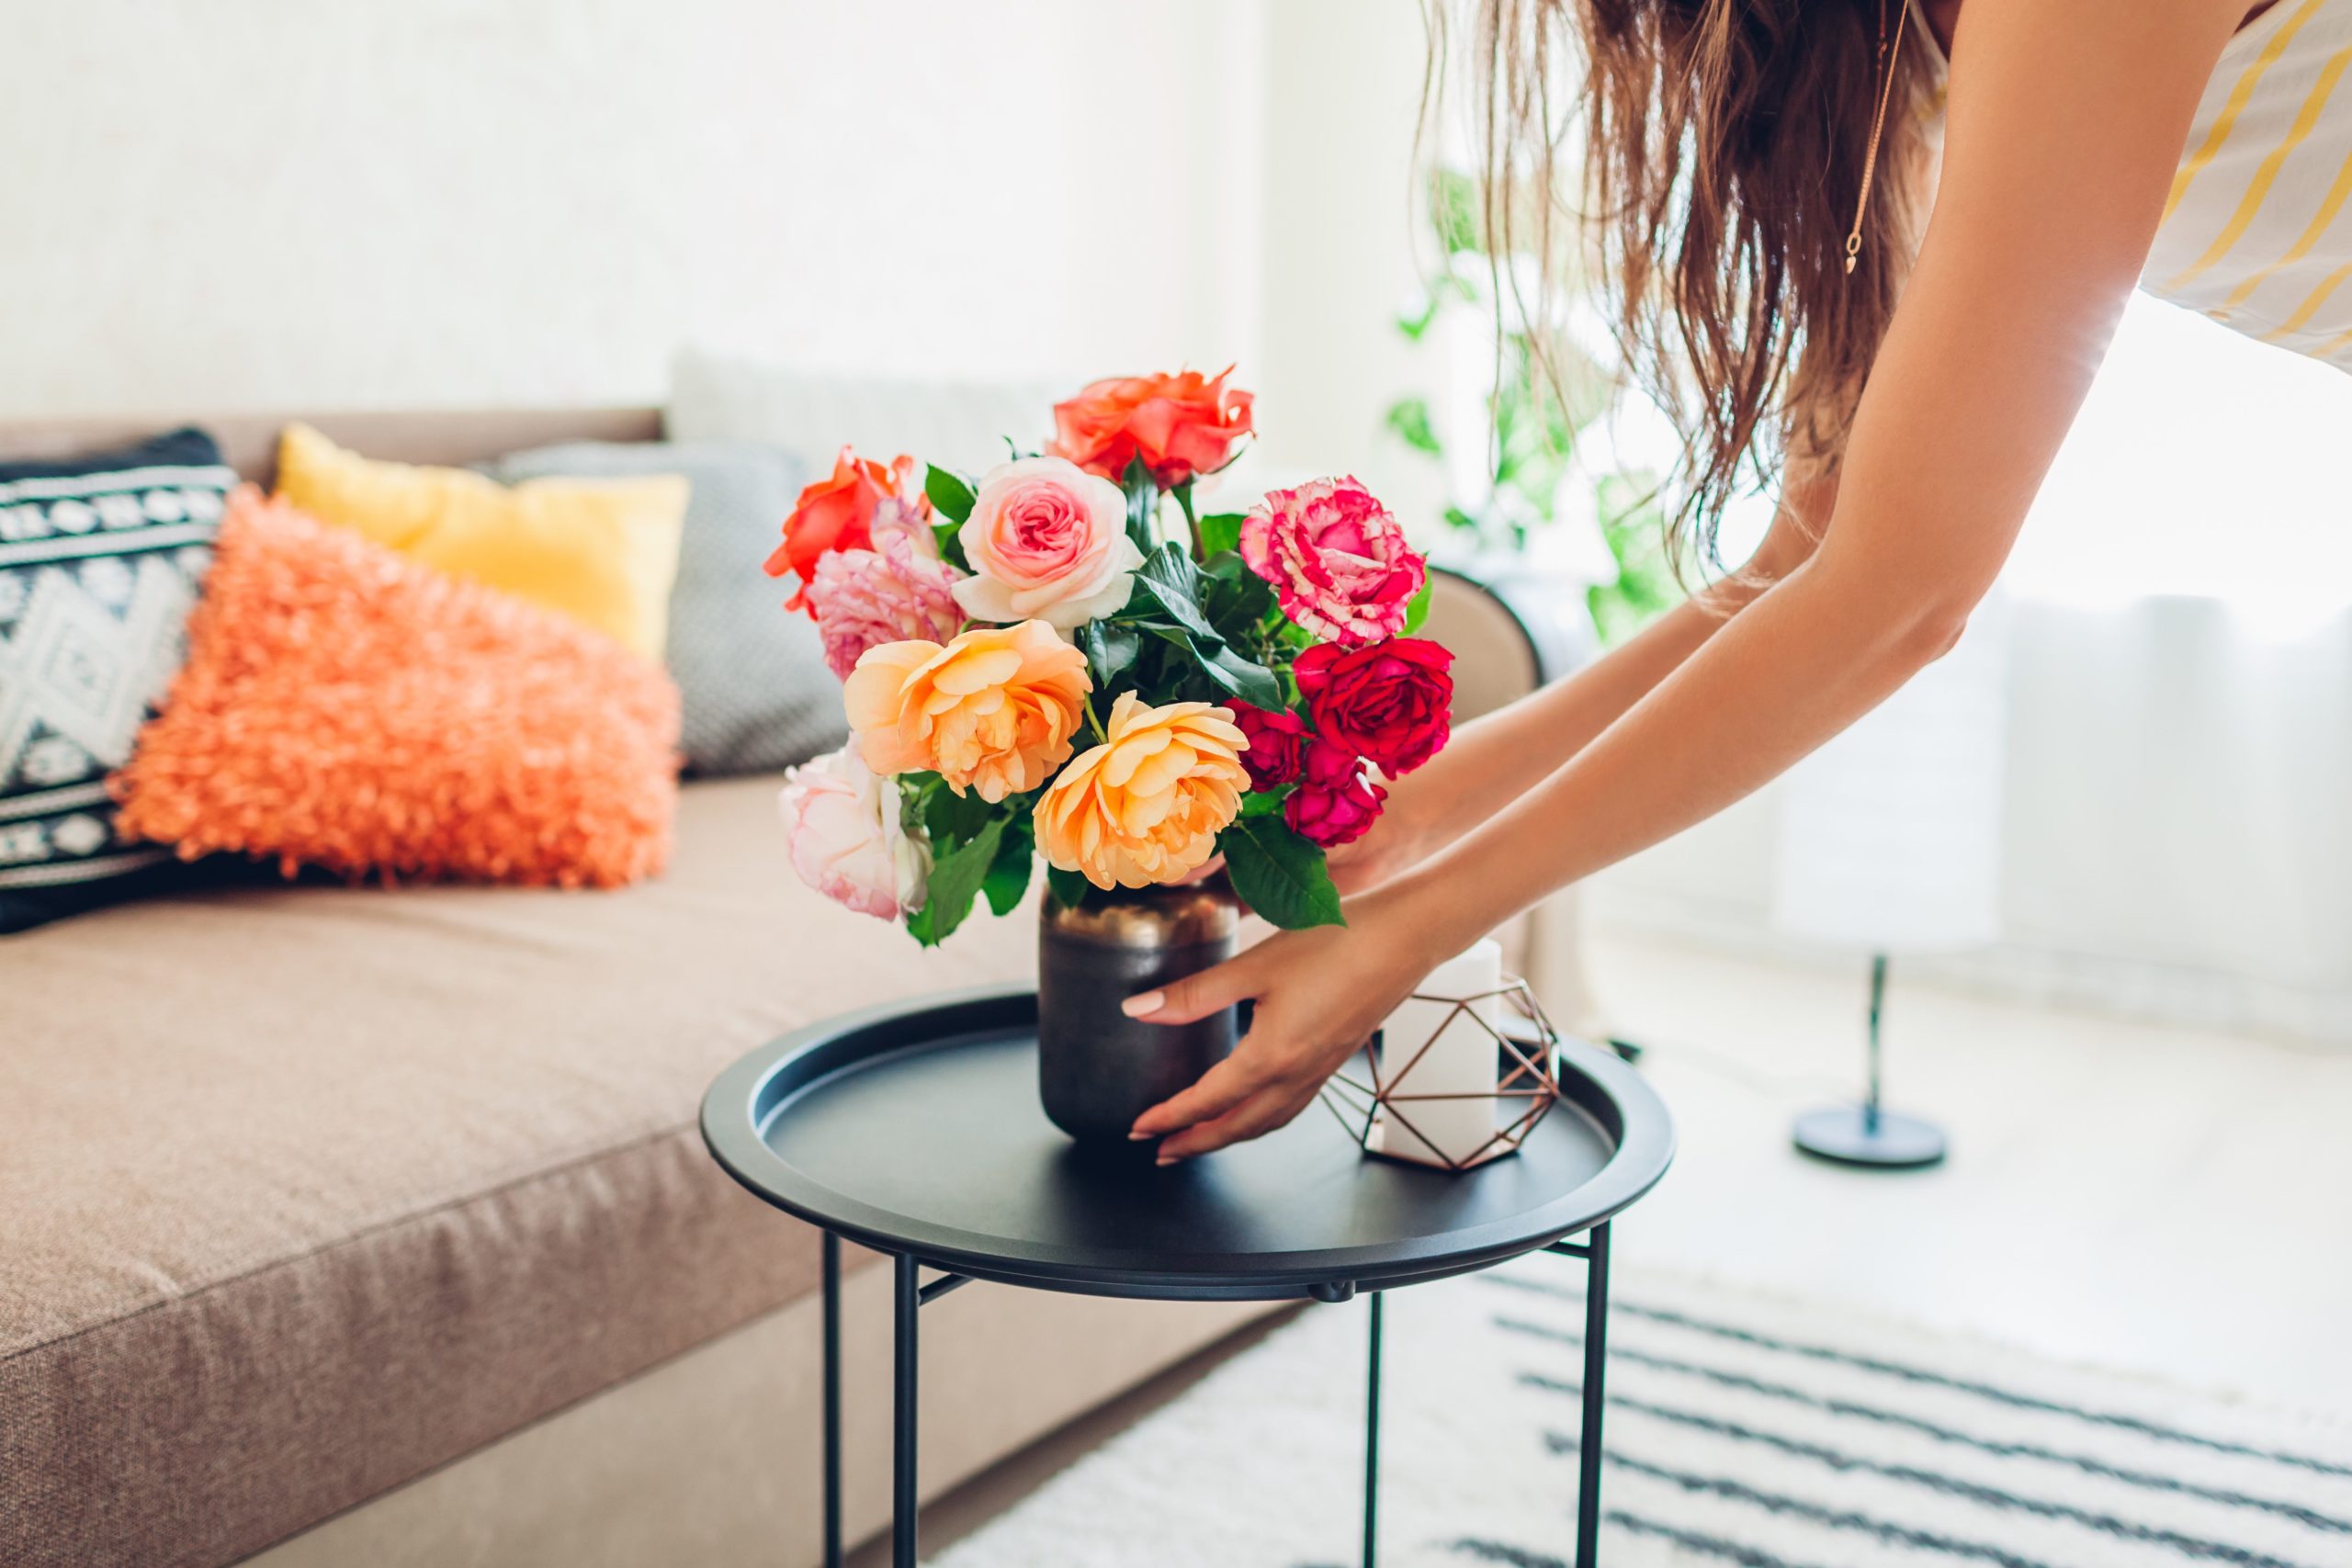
[1294,637,1453,776]
[1229,700,1308,789]
[1048,367,1254,488]
[763,446,924,614]
[1283,736,1386,847]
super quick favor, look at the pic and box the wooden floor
[876,931,2352,1562]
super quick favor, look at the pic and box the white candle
[1369,939,1504,1168]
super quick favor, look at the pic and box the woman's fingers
[1155,1077,1325,1161]
[1128,1051,1264,1141]
[1122,948,1261,1026]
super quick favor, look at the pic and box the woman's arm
[1333,469,1838,893]
[1130,0,2246,1159]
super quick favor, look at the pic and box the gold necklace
[1845,0,1910,276]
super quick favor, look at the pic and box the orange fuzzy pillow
[117,487,680,888]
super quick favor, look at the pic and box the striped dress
[1913,0,2352,370]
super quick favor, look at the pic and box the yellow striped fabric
[2138,0,2352,368]
[2164,0,2328,224]
[1906,0,2352,368]
[2219,148,2352,309]
[2162,39,2352,290]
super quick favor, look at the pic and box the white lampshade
[1771,592,2012,954]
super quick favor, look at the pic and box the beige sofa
[0,408,1577,1568]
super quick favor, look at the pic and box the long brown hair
[1427,0,1937,575]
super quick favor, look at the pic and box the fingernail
[1155,1154,1181,1167]
[1127,1129,1153,1141]
[1121,990,1164,1019]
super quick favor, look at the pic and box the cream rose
[952,456,1142,630]
[777,748,929,920]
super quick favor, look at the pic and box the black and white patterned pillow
[0,428,234,932]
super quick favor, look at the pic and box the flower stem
[1085,693,1110,744]
[1174,481,1200,559]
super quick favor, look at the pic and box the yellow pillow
[274,422,687,660]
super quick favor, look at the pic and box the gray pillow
[482,440,846,777]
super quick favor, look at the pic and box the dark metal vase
[1036,878,1240,1144]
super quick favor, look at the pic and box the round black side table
[702,984,1674,1568]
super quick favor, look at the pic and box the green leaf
[981,826,1035,917]
[1383,398,1441,457]
[932,523,970,572]
[1219,816,1345,930]
[1120,455,1159,555]
[1045,865,1093,912]
[907,816,1005,946]
[1202,557,1274,639]
[1124,543,1223,647]
[1194,511,1246,559]
[1395,289,1441,343]
[1402,573,1435,636]
[1192,637,1283,710]
[1239,788,1286,818]
[925,465,977,525]
[1077,619,1140,687]
[921,778,995,852]
[1428,168,1482,255]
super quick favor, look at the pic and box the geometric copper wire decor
[1317,976,1566,1172]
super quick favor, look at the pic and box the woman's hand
[1318,794,1428,897]
[1123,885,1445,1162]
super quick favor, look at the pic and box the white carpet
[932,1262,2352,1567]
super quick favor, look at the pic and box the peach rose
[953,457,1141,630]
[842,619,1091,802]
[1048,368,1255,489]
[1034,694,1248,890]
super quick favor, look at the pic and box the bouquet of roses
[768,368,1453,943]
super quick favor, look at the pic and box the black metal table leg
[893,1252,920,1568]
[822,1232,842,1568]
[1362,1290,1383,1568]
[1575,1221,1611,1568]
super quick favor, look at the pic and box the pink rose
[1283,736,1386,848]
[954,456,1142,630]
[777,747,930,920]
[1238,477,1425,644]
[805,501,967,681]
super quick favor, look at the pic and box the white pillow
[668,349,1069,479]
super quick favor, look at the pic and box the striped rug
[931,1262,2352,1568]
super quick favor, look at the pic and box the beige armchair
[1419,565,1612,1043]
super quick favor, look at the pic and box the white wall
[0,0,1288,417]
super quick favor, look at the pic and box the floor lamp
[1771,594,2011,1171]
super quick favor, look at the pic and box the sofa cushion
[0,427,236,932]
[115,489,682,889]
[274,423,688,660]
[0,774,1038,1568]
[480,439,849,778]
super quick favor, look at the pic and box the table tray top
[702,985,1673,1302]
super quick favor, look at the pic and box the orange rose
[1035,694,1248,889]
[764,446,926,613]
[1047,368,1254,488]
[842,620,1091,802]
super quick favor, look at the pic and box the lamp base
[1792,1104,1947,1170]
